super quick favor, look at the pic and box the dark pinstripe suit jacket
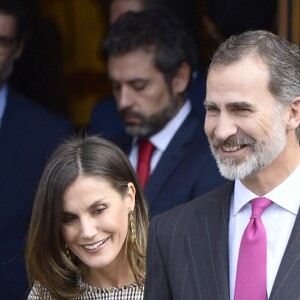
[145,181,300,300]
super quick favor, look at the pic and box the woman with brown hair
[25,135,148,299]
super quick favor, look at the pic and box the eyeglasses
[0,36,16,49]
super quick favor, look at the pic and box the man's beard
[208,111,287,180]
[0,61,14,83]
[121,94,179,138]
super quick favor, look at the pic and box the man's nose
[117,86,133,110]
[214,113,238,141]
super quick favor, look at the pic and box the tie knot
[138,139,154,159]
[250,197,272,219]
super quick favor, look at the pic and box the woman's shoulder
[27,281,54,299]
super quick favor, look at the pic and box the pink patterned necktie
[234,197,272,300]
[136,139,155,188]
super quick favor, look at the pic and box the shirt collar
[0,84,8,126]
[233,162,300,216]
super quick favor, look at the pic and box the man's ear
[13,40,25,60]
[172,62,191,94]
[286,97,300,131]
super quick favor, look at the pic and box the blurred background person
[90,0,146,138]
[9,0,67,117]
[90,0,207,138]
[26,135,148,299]
[0,1,73,298]
[100,10,226,218]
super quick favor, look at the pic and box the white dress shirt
[229,163,300,300]
[0,84,8,127]
[129,100,192,172]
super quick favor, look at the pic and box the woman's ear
[126,182,136,211]
[286,97,300,131]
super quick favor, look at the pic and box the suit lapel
[145,112,198,206]
[270,208,300,299]
[184,182,233,299]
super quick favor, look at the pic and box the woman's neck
[81,259,135,289]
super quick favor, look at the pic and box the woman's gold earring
[129,210,137,245]
[65,244,72,261]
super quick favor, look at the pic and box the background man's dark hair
[103,9,198,89]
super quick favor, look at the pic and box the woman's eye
[62,214,77,224]
[94,206,106,214]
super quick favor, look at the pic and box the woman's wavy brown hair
[25,135,148,299]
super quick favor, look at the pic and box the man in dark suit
[0,2,73,298]
[145,30,300,299]
[100,10,226,218]
[90,0,207,139]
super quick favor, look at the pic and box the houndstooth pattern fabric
[27,278,144,299]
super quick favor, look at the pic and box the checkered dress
[27,278,144,299]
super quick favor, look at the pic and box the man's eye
[236,107,252,112]
[112,84,121,92]
[205,105,219,112]
[133,83,146,91]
